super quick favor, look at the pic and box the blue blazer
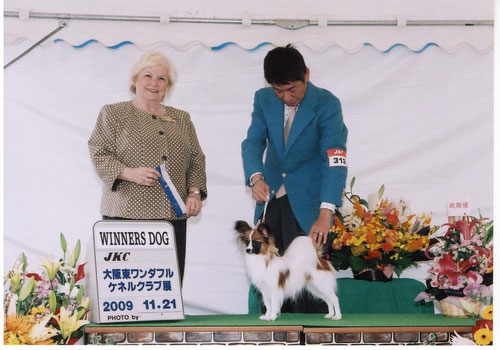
[241,82,348,233]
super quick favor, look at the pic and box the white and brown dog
[235,220,342,321]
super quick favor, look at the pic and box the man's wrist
[249,174,265,188]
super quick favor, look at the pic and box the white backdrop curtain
[4,39,493,314]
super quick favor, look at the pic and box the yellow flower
[54,306,90,340]
[481,305,493,320]
[474,327,493,345]
[351,245,365,256]
[4,314,54,345]
[347,234,366,246]
[30,305,46,316]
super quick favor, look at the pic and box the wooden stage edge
[303,326,472,333]
[85,325,303,333]
[85,325,471,334]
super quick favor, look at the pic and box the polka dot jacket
[88,101,207,219]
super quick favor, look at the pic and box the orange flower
[353,196,365,218]
[385,209,399,226]
[342,232,354,244]
[364,249,382,260]
[366,228,377,244]
[332,242,343,250]
[384,231,397,244]
[381,242,394,252]
[406,239,424,252]
[402,215,415,230]
[333,216,345,233]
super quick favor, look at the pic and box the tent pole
[3,11,493,27]
[4,21,67,69]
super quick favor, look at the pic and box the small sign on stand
[447,200,471,222]
[87,220,184,323]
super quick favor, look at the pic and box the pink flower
[443,219,479,241]
[436,252,482,288]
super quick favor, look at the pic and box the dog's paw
[325,313,334,319]
[259,315,271,321]
[268,314,278,321]
[331,313,342,320]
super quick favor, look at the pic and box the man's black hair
[263,44,307,85]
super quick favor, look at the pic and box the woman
[88,51,207,282]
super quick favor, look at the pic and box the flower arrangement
[4,233,90,345]
[327,178,437,278]
[414,215,493,317]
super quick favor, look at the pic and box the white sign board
[88,220,184,323]
[447,200,471,217]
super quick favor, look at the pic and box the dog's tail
[314,245,334,272]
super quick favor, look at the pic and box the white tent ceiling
[4,0,494,55]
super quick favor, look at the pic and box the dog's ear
[234,220,251,234]
[257,222,272,238]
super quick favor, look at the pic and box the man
[241,44,348,312]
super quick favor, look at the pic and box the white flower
[57,283,79,298]
[30,314,59,341]
[7,294,18,316]
[450,331,476,345]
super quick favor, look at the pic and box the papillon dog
[235,220,342,321]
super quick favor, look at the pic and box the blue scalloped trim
[364,42,439,53]
[53,39,441,53]
[54,39,134,49]
[210,41,272,51]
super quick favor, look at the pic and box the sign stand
[86,220,184,323]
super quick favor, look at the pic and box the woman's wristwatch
[188,189,201,196]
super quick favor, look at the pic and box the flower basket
[353,265,394,282]
[414,215,493,319]
[327,178,437,278]
[440,298,482,318]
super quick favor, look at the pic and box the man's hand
[309,209,333,246]
[250,175,270,202]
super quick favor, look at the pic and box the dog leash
[256,196,270,225]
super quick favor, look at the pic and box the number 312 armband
[327,149,348,167]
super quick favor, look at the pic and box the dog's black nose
[246,248,251,254]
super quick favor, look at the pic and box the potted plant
[327,178,438,281]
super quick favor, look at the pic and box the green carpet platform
[84,313,476,345]
[249,278,435,314]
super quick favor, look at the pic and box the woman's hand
[185,190,202,217]
[118,167,161,186]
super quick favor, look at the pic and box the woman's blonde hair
[129,51,177,99]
